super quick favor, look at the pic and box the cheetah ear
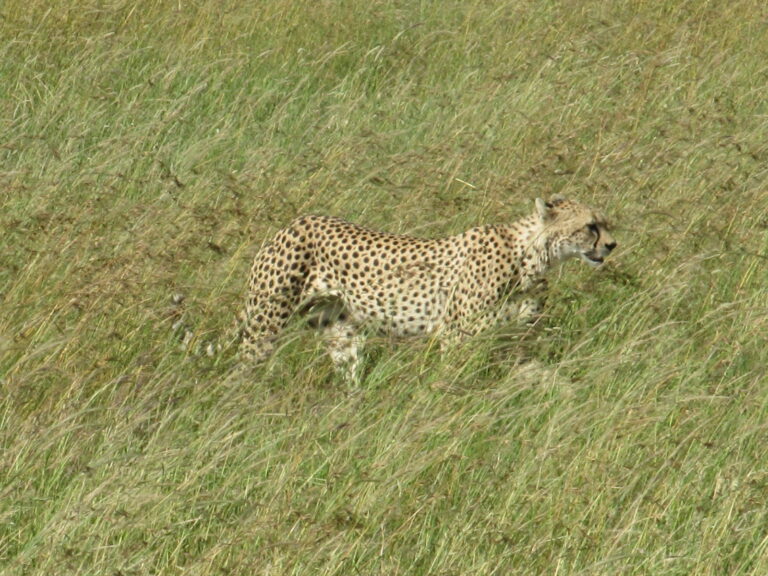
[535,197,555,221]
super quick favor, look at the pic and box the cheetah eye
[587,223,599,235]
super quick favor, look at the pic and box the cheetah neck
[503,214,552,288]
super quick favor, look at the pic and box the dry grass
[1,1,767,574]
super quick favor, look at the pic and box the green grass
[2,0,768,574]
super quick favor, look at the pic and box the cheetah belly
[340,275,450,338]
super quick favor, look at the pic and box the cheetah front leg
[440,276,549,352]
[516,278,548,326]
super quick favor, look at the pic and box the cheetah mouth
[580,253,605,266]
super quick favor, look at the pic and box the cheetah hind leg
[306,297,364,385]
[239,292,299,368]
[324,320,364,385]
[239,318,279,365]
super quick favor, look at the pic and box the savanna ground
[1,1,768,574]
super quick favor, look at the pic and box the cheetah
[240,196,616,381]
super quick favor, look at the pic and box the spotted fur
[240,196,616,381]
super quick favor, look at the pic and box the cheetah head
[535,195,617,266]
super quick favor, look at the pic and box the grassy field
[2,0,768,574]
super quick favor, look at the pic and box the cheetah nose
[606,241,617,252]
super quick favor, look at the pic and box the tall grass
[1,0,767,574]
